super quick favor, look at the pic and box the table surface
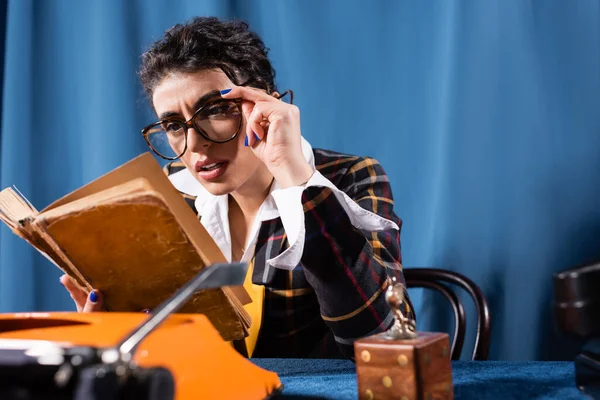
[253,359,588,400]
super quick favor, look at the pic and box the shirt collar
[167,137,315,262]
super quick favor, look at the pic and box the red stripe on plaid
[365,251,383,286]
[257,233,287,244]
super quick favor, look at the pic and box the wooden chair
[404,268,491,360]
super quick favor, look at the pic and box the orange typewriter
[0,263,282,400]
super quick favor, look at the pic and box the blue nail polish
[244,136,249,147]
[220,88,232,95]
[89,291,98,303]
[144,309,151,314]
[254,132,260,141]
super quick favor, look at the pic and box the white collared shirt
[168,137,399,270]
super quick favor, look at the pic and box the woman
[60,16,413,359]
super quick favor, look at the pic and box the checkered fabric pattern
[164,148,414,359]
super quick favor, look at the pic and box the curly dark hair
[138,17,277,99]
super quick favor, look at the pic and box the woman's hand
[220,87,314,188]
[59,274,104,312]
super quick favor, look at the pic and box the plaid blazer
[164,148,414,359]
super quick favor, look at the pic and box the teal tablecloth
[253,359,587,399]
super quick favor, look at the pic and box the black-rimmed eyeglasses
[141,90,293,160]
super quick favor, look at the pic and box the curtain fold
[0,0,598,361]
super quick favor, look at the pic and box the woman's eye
[206,105,228,115]
[204,103,238,117]
[164,123,183,132]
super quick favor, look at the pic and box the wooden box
[354,332,453,400]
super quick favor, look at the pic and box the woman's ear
[271,91,280,99]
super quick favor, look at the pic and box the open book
[0,153,251,342]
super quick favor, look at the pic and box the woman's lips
[195,160,229,181]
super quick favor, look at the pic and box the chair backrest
[403,268,491,360]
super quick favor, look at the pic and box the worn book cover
[0,153,251,342]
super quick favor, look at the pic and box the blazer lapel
[251,218,289,286]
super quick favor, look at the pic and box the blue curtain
[1,0,599,361]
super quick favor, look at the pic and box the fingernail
[220,88,231,95]
[244,136,249,147]
[254,132,260,141]
[89,291,98,303]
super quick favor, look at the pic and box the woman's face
[151,69,267,196]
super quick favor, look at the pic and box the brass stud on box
[382,376,392,388]
[361,350,371,363]
[397,354,408,366]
